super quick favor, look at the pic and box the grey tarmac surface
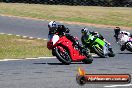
[0,16,132,88]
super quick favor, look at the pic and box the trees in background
[0,0,132,7]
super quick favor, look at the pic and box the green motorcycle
[81,34,115,58]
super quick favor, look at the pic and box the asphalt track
[0,16,132,88]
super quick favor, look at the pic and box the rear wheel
[54,46,71,65]
[82,54,93,64]
[108,48,115,57]
[93,45,106,58]
[125,42,132,52]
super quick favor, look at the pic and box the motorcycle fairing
[53,36,86,61]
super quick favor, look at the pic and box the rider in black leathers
[48,21,85,53]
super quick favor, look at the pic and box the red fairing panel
[55,36,86,61]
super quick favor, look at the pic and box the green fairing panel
[95,38,105,46]
[83,34,105,47]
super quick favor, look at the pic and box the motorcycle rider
[114,27,132,51]
[48,21,86,53]
[114,27,121,42]
[81,28,110,45]
[48,21,78,44]
[114,27,132,42]
[48,21,58,40]
[81,28,112,55]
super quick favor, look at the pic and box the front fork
[104,43,113,54]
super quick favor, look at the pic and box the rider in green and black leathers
[81,28,113,55]
[81,28,104,47]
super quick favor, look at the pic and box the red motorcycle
[47,34,93,65]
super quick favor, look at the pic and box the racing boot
[72,39,80,48]
[120,45,125,51]
[72,38,88,54]
[78,45,88,55]
[108,48,113,53]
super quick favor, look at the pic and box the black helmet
[114,27,121,35]
[81,28,89,34]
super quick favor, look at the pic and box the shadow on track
[34,63,47,64]
[118,52,132,54]
[33,62,85,65]
[92,56,106,59]
[93,56,102,58]
[47,63,68,65]
[47,62,85,65]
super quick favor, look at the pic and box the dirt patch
[0,14,132,30]
[59,21,132,30]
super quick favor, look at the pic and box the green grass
[0,34,52,59]
[0,3,132,27]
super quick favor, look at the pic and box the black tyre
[125,42,132,52]
[93,45,106,58]
[108,53,115,57]
[82,54,93,64]
[108,51,115,57]
[54,46,71,65]
[107,48,115,57]
[52,50,56,56]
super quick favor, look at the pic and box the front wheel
[93,45,106,58]
[125,42,132,52]
[54,46,71,65]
